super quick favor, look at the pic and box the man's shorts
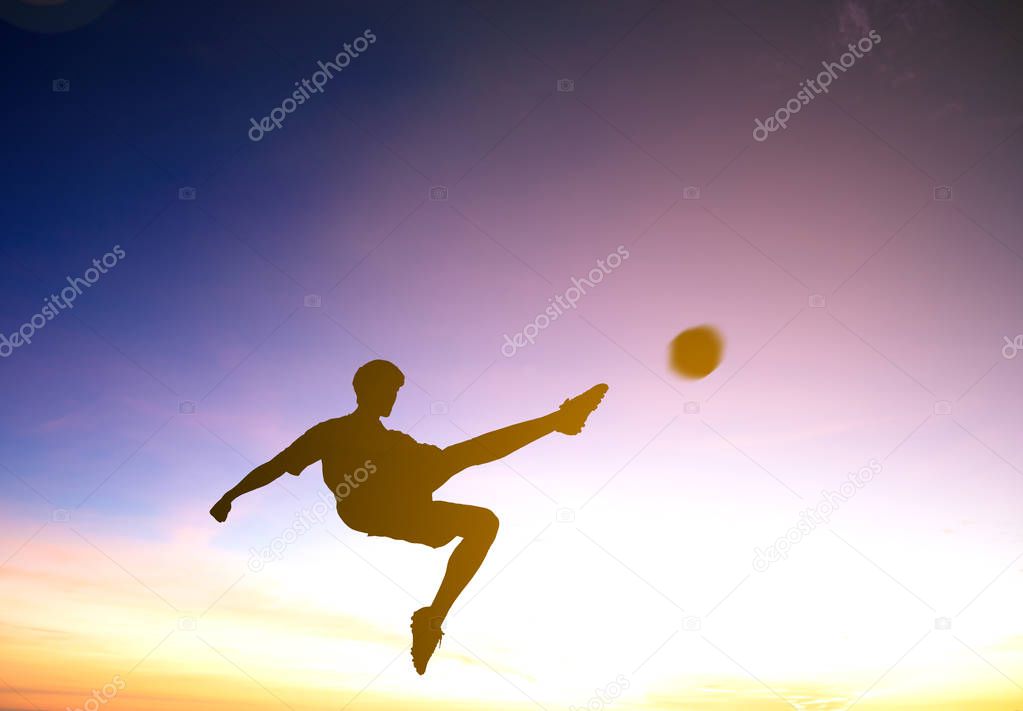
[334,445,471,549]
[338,498,462,549]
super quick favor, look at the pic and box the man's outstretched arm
[210,457,288,522]
[210,423,325,522]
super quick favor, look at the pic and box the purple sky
[2,1,1023,709]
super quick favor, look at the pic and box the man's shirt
[275,414,443,506]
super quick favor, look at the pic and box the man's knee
[481,508,499,537]
[468,508,499,542]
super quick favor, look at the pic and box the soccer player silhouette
[210,360,607,674]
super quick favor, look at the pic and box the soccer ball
[669,325,723,379]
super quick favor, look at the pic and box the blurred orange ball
[669,325,724,379]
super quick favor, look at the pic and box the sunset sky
[2,1,1023,709]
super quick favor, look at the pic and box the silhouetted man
[211,360,607,674]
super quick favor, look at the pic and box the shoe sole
[558,383,608,433]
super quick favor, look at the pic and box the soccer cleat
[555,383,609,434]
[410,607,444,675]
[209,497,231,522]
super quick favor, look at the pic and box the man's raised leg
[441,414,558,474]
[436,383,609,487]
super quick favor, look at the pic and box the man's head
[352,360,404,417]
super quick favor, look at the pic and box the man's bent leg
[407,501,499,674]
[428,503,499,619]
[343,499,499,606]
